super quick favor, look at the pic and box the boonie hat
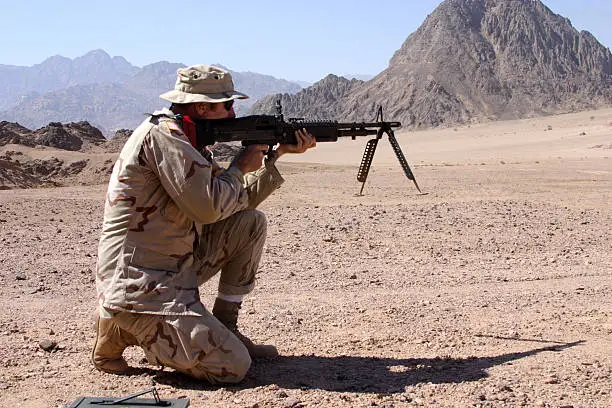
[160,65,249,104]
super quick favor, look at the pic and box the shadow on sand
[151,340,583,394]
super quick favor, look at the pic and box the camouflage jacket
[96,109,284,316]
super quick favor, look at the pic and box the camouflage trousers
[112,309,251,383]
[194,209,267,294]
[111,209,267,383]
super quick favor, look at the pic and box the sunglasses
[222,100,234,110]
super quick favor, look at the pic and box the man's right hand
[232,144,269,174]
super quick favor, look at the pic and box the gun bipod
[356,107,423,196]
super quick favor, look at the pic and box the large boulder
[0,121,35,147]
[33,122,83,151]
[63,121,106,144]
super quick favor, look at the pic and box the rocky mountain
[0,119,244,189]
[341,74,374,81]
[0,122,35,147]
[231,71,305,110]
[0,50,138,111]
[253,0,612,128]
[253,74,365,120]
[0,83,152,135]
[0,120,105,151]
[123,61,183,98]
[0,119,110,189]
[0,51,303,134]
[0,150,90,189]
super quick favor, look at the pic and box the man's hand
[276,129,316,157]
[233,144,268,174]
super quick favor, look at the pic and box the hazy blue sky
[1,0,610,82]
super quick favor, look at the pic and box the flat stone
[39,339,57,352]
[283,397,301,408]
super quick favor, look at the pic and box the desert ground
[0,108,610,407]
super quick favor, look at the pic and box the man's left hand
[276,129,316,157]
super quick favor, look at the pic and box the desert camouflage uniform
[95,108,283,382]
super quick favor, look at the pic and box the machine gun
[179,101,422,195]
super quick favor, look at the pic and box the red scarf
[181,115,197,148]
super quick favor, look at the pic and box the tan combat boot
[212,298,278,358]
[91,314,138,374]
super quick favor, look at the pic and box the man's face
[193,101,235,120]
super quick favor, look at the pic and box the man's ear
[194,102,210,115]
[190,102,210,116]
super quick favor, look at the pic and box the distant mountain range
[2,0,611,135]
[0,50,303,134]
[253,0,612,128]
[341,74,374,81]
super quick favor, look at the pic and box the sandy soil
[0,108,610,407]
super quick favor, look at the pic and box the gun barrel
[338,129,379,137]
[336,121,401,129]
[292,120,401,140]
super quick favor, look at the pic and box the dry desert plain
[0,108,611,407]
